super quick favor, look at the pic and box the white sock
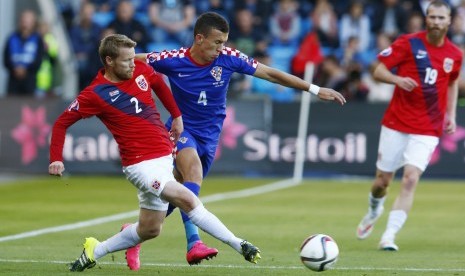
[188,204,243,253]
[369,193,385,213]
[381,210,407,241]
[93,222,141,259]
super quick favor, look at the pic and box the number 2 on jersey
[198,91,207,106]
[130,97,143,113]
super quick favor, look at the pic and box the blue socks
[182,182,201,251]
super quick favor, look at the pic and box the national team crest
[443,58,453,73]
[151,179,161,190]
[210,66,222,82]
[135,75,149,91]
[379,47,392,56]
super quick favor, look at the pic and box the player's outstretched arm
[253,63,346,105]
[49,109,82,177]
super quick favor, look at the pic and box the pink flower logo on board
[11,106,51,164]
[215,106,247,160]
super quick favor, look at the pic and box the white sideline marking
[0,178,298,243]
[0,211,139,242]
[0,259,464,272]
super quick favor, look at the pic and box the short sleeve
[377,35,410,70]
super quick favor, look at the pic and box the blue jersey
[147,47,258,143]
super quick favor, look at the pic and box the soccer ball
[299,234,339,272]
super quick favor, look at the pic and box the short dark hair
[193,12,229,38]
[98,34,136,65]
[426,0,451,15]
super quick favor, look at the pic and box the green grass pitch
[0,175,464,275]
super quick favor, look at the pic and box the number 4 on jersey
[198,91,207,106]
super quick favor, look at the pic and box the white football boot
[356,206,384,239]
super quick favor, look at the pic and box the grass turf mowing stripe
[0,178,297,242]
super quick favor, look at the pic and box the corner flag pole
[293,62,315,183]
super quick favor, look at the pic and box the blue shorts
[175,130,218,178]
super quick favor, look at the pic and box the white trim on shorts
[122,154,176,211]
[376,126,439,172]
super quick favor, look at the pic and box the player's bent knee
[177,193,199,213]
[401,174,419,191]
[139,225,162,240]
[175,188,200,213]
[162,181,199,212]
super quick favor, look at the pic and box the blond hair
[98,34,136,66]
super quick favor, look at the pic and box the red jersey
[378,31,463,137]
[50,60,181,166]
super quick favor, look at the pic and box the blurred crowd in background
[3,0,465,104]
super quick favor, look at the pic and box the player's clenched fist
[49,161,65,176]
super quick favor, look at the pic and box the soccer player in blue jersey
[123,12,346,268]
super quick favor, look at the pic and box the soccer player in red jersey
[48,34,261,272]
[356,0,463,251]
